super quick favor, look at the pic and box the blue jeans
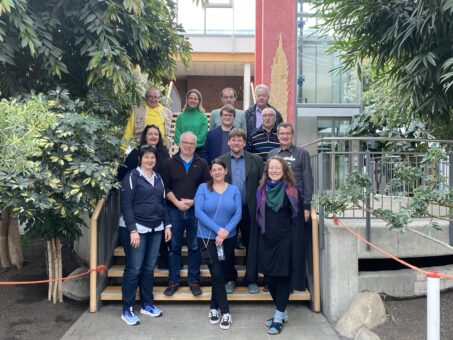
[119,227,162,311]
[168,207,200,284]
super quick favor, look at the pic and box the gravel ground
[1,241,453,339]
[0,241,87,340]
[373,290,453,340]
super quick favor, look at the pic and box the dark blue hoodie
[120,168,170,232]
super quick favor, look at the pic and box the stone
[354,327,381,340]
[62,266,90,301]
[335,292,387,338]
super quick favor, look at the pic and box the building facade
[175,0,361,146]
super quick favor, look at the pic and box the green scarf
[265,179,285,212]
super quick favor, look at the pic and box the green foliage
[317,146,452,232]
[315,0,453,135]
[0,0,191,99]
[316,172,372,215]
[0,98,56,174]
[0,96,121,241]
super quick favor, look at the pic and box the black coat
[246,189,308,290]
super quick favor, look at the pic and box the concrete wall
[321,218,451,322]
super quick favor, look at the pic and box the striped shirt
[246,125,279,163]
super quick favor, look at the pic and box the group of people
[117,85,313,335]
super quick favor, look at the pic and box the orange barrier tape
[0,265,107,285]
[333,215,453,280]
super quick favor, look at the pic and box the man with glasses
[268,122,313,222]
[201,104,235,164]
[244,84,283,138]
[246,107,280,163]
[122,87,172,149]
[162,132,210,296]
[209,87,247,133]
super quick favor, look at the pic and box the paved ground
[62,302,339,340]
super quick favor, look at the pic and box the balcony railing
[302,137,453,250]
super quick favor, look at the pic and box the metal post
[365,150,371,251]
[318,153,325,250]
[427,274,440,340]
[449,152,453,246]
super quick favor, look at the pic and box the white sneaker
[219,313,232,330]
[209,309,220,324]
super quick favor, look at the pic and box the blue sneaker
[121,308,140,326]
[140,304,162,317]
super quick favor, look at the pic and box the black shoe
[190,281,202,296]
[164,281,178,296]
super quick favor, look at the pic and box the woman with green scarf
[174,89,208,154]
[250,156,306,335]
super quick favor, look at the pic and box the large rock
[335,292,387,338]
[62,266,90,301]
[354,327,381,340]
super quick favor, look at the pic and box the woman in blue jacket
[195,158,242,330]
[119,145,172,326]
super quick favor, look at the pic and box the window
[177,0,254,35]
[296,1,360,104]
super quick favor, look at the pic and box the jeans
[168,207,200,284]
[198,236,235,313]
[119,227,162,311]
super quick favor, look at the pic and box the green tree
[315,0,453,138]
[0,96,120,302]
[0,98,56,269]
[0,0,191,99]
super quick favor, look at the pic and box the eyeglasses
[268,167,283,171]
[181,141,196,146]
[221,114,234,118]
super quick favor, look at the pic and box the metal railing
[303,137,453,249]
[89,189,120,312]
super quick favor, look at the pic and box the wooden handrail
[89,197,106,313]
[311,207,321,312]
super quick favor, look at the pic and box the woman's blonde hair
[182,89,205,112]
[260,156,296,187]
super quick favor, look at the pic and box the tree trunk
[7,215,23,269]
[0,209,11,269]
[47,240,52,301]
[47,237,63,303]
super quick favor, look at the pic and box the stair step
[101,286,310,301]
[108,264,263,278]
[114,246,246,257]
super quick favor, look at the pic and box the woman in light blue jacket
[195,158,242,330]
